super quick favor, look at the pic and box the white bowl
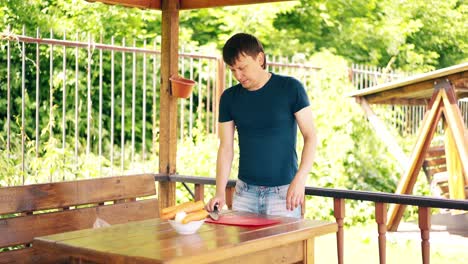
[168,219,205,235]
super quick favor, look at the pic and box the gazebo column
[159,0,179,209]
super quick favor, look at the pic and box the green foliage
[0,0,162,42]
[2,0,465,72]
[275,0,467,71]
[301,51,406,224]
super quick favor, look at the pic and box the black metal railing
[154,174,468,264]
[155,174,468,210]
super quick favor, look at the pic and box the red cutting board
[205,215,280,227]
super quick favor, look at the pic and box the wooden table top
[33,211,337,264]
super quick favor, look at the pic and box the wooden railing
[154,174,468,264]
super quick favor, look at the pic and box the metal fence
[349,64,468,136]
[0,27,321,184]
[2,27,465,184]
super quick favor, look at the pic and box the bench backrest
[0,174,158,264]
[423,145,468,198]
[422,146,447,180]
[422,146,449,195]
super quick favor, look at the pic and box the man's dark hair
[222,33,266,69]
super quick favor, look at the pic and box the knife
[208,203,219,221]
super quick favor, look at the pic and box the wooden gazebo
[349,62,468,230]
[86,0,294,209]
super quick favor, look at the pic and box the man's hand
[286,176,306,211]
[206,194,225,212]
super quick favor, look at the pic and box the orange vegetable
[160,200,205,220]
[161,201,194,215]
[181,209,209,224]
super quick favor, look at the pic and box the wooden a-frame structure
[85,0,294,209]
[350,63,468,231]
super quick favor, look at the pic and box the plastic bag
[93,217,111,228]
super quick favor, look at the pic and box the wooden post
[387,91,443,231]
[158,0,179,209]
[418,207,431,264]
[333,198,345,264]
[301,196,306,218]
[215,57,225,136]
[304,238,315,264]
[375,203,387,264]
[225,186,235,209]
[445,122,466,200]
[440,87,468,185]
[195,184,205,201]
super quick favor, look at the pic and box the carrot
[160,200,205,220]
[181,209,209,224]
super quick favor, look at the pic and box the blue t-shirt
[219,73,310,186]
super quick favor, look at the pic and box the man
[207,33,317,218]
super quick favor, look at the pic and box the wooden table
[33,211,337,264]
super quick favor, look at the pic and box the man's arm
[287,105,317,210]
[207,120,235,211]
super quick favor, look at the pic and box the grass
[314,224,468,264]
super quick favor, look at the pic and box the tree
[274,0,467,71]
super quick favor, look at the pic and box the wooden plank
[0,247,67,264]
[36,218,165,244]
[376,98,429,106]
[0,248,34,264]
[159,0,179,209]
[428,167,448,176]
[426,146,445,157]
[0,199,158,248]
[86,0,161,9]
[221,241,303,264]
[424,158,447,168]
[0,174,156,215]
[444,111,466,200]
[180,0,294,10]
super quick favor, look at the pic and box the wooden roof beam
[180,0,295,10]
[86,0,161,10]
[363,71,468,104]
[86,0,295,10]
[367,98,430,106]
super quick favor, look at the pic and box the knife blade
[208,203,219,221]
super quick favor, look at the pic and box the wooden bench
[0,174,159,264]
[423,146,468,198]
[422,146,449,198]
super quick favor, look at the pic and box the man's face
[228,52,265,90]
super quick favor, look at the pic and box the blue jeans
[232,179,302,218]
